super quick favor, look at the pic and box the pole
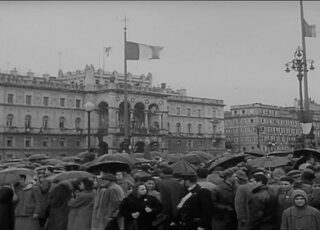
[298,73,304,112]
[238,115,241,153]
[103,47,105,72]
[87,111,91,151]
[123,16,130,151]
[300,0,310,111]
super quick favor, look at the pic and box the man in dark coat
[247,174,278,230]
[0,184,16,230]
[155,167,183,229]
[173,172,213,230]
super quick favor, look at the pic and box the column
[144,110,149,129]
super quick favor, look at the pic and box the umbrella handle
[11,184,18,201]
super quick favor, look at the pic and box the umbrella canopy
[86,161,130,174]
[62,156,82,163]
[268,151,293,157]
[0,173,19,185]
[208,153,247,172]
[247,156,290,169]
[187,151,214,159]
[62,162,81,171]
[27,154,49,161]
[165,153,184,164]
[293,148,320,159]
[0,167,34,176]
[48,170,96,182]
[182,152,213,164]
[98,153,136,166]
[245,150,266,157]
[170,159,196,177]
[41,158,63,166]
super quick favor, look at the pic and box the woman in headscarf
[119,182,162,230]
[281,189,320,230]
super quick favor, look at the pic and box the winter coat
[308,188,320,210]
[247,185,278,230]
[91,182,125,230]
[14,184,42,230]
[281,189,320,230]
[175,184,213,230]
[0,186,15,230]
[119,193,162,230]
[276,188,293,227]
[67,190,94,230]
[212,180,237,230]
[234,183,251,230]
[155,176,183,221]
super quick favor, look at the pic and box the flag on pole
[104,47,112,56]
[126,41,163,60]
[303,19,316,37]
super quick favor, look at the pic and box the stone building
[0,65,225,159]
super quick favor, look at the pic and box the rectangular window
[187,108,191,116]
[26,95,32,105]
[60,98,65,107]
[75,99,81,108]
[76,140,81,147]
[25,137,32,147]
[176,107,180,115]
[6,137,13,147]
[198,109,201,117]
[42,137,49,147]
[7,94,14,104]
[43,97,49,106]
[59,138,65,147]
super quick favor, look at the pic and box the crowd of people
[2,154,320,230]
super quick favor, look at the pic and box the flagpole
[103,47,105,72]
[300,0,310,111]
[123,16,130,152]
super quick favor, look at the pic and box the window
[187,108,191,116]
[42,116,49,129]
[198,109,201,117]
[60,98,65,107]
[43,97,49,106]
[187,123,192,134]
[176,123,181,133]
[212,109,216,118]
[6,114,13,127]
[176,107,180,115]
[25,115,31,128]
[7,94,14,104]
[25,137,32,147]
[75,99,81,108]
[75,117,81,129]
[6,137,13,147]
[198,124,202,134]
[59,117,65,129]
[26,95,32,105]
[177,140,181,146]
[42,137,49,147]
[76,139,81,147]
[59,138,65,147]
[187,140,193,147]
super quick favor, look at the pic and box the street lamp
[285,46,315,112]
[84,101,95,152]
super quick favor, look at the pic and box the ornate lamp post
[285,46,315,112]
[84,101,95,152]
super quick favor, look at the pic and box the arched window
[198,124,202,134]
[75,117,81,129]
[176,123,181,133]
[25,115,31,128]
[6,114,13,127]
[59,117,65,129]
[42,116,49,129]
[187,123,192,134]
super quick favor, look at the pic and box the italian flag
[126,41,163,60]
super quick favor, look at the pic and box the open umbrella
[165,153,184,164]
[245,150,266,157]
[27,154,49,161]
[187,151,214,160]
[0,173,19,185]
[62,162,81,171]
[48,170,96,182]
[0,167,34,176]
[98,153,136,166]
[268,151,293,157]
[248,156,290,169]
[293,148,320,159]
[182,152,213,164]
[86,161,130,174]
[62,156,82,163]
[170,159,196,177]
[208,153,247,172]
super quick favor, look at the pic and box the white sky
[0,1,320,110]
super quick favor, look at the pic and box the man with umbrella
[172,171,213,230]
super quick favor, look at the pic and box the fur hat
[235,170,248,183]
[220,167,236,179]
[280,176,295,184]
[286,170,302,179]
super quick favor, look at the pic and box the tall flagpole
[300,0,310,111]
[123,16,130,152]
[103,47,105,72]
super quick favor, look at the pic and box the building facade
[225,102,320,153]
[0,65,225,159]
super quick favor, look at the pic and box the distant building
[225,102,320,153]
[0,65,225,159]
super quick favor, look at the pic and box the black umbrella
[170,159,196,177]
[208,153,247,172]
[86,161,130,174]
[293,148,320,159]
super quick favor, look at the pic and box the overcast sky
[0,1,319,110]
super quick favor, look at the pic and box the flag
[303,19,316,37]
[104,47,112,56]
[126,41,163,60]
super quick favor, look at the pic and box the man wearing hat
[172,172,213,230]
[91,173,125,230]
